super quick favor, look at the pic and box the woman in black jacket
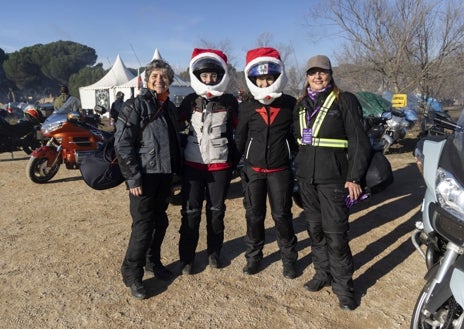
[293,55,371,310]
[114,59,182,300]
[235,47,298,279]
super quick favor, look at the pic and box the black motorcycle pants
[241,166,297,266]
[298,181,354,297]
[178,166,232,264]
[121,173,172,286]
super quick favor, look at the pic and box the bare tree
[307,0,464,105]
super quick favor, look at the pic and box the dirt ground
[0,124,432,329]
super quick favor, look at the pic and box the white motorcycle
[410,109,464,328]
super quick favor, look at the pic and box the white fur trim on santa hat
[189,51,230,99]
[244,55,287,105]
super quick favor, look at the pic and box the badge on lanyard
[302,128,312,144]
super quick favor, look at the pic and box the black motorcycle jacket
[293,89,371,185]
[235,94,297,170]
[114,89,182,189]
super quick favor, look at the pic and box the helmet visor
[248,62,281,77]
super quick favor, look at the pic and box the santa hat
[244,47,287,105]
[189,48,230,99]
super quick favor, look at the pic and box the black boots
[283,263,297,279]
[145,262,174,281]
[303,276,332,292]
[242,261,261,275]
[128,281,147,300]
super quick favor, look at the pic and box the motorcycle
[26,104,112,183]
[382,108,417,154]
[365,113,389,152]
[0,105,43,157]
[364,107,417,154]
[410,109,464,328]
[419,108,456,138]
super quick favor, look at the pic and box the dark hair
[144,59,174,84]
[60,85,69,94]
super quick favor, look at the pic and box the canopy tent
[113,48,193,106]
[79,54,135,110]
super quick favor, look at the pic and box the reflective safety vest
[297,91,349,148]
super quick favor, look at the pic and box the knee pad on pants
[207,205,226,234]
[181,208,201,230]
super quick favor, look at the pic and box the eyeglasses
[306,69,330,77]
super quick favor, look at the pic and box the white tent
[79,54,135,110]
[114,48,193,106]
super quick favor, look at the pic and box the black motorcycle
[0,106,42,157]
[419,108,456,138]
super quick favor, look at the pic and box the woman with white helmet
[235,47,298,279]
[177,48,239,274]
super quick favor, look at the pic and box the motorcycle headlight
[436,167,464,218]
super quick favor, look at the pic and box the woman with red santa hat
[177,48,239,274]
[235,47,298,279]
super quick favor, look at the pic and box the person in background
[177,48,238,275]
[114,59,182,300]
[110,91,125,128]
[54,85,70,110]
[234,47,298,279]
[293,55,371,310]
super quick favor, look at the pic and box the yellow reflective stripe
[312,138,348,148]
[297,107,306,145]
[311,92,336,137]
[298,107,307,130]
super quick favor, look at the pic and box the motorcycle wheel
[26,156,60,183]
[410,278,462,329]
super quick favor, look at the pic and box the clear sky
[1,0,341,72]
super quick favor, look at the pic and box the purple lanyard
[306,106,321,126]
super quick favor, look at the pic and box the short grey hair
[144,59,175,84]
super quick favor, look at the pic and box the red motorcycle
[26,105,112,183]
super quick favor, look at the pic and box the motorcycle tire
[410,278,461,329]
[26,156,60,183]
